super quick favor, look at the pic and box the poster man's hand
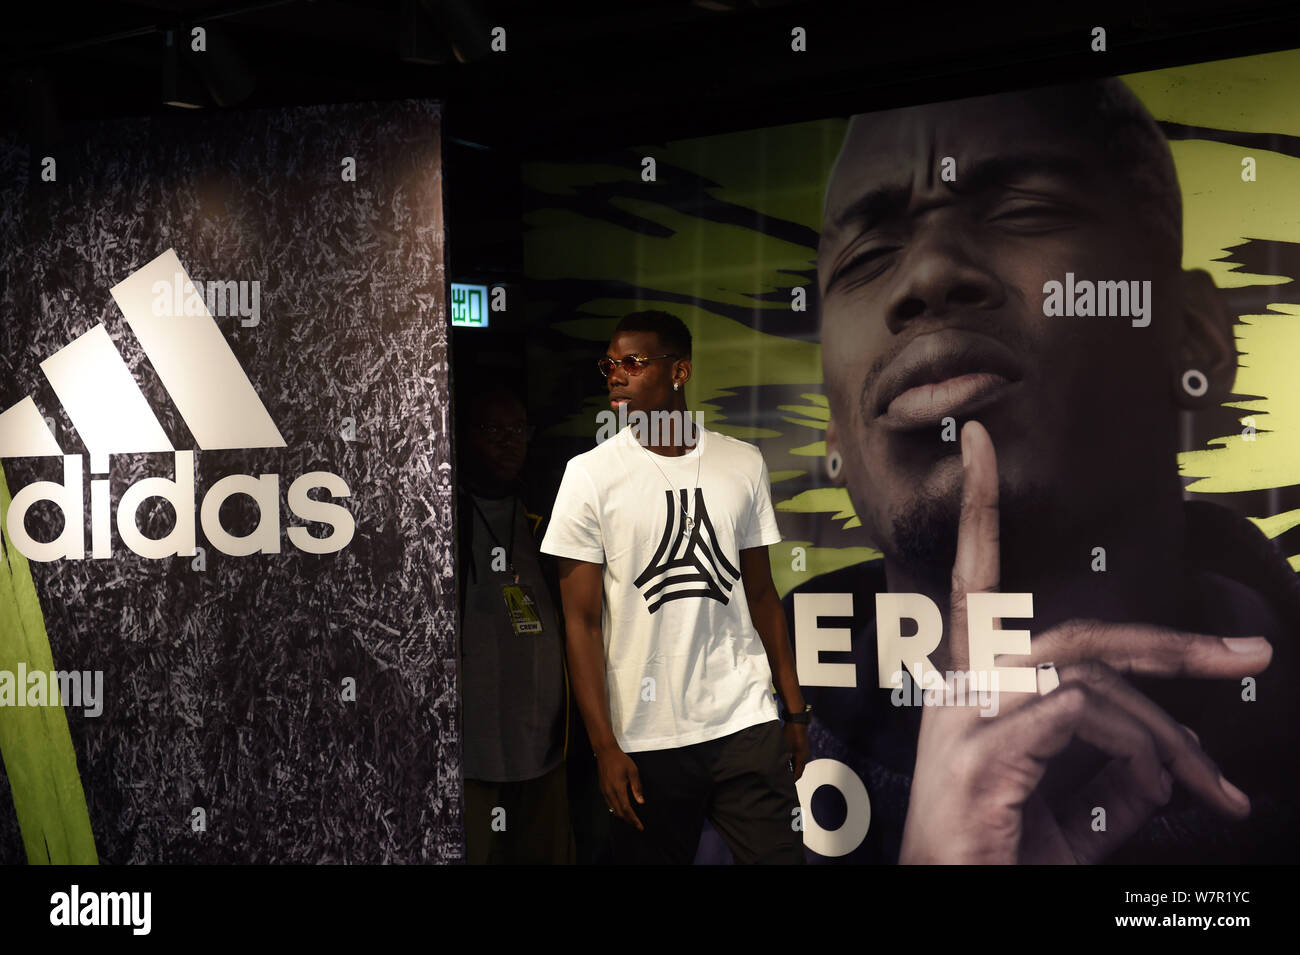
[898,421,1270,864]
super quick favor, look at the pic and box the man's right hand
[597,746,645,831]
[899,420,1271,864]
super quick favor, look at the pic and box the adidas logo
[0,249,354,562]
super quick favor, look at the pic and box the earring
[673,382,680,392]
[1181,368,1209,399]
[826,449,843,481]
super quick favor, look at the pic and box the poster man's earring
[673,382,680,392]
[826,449,843,481]
[1181,368,1209,400]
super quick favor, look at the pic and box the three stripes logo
[0,249,354,563]
[633,488,739,612]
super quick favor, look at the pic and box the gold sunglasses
[597,354,683,379]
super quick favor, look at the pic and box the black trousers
[464,762,577,865]
[610,719,805,865]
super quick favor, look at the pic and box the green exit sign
[451,283,489,327]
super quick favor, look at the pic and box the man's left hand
[784,722,809,780]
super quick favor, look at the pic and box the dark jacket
[455,481,569,753]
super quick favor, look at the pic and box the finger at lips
[949,420,1001,672]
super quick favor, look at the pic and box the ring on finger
[1037,662,1060,695]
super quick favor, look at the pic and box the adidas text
[4,452,354,562]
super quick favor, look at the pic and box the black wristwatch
[782,703,812,725]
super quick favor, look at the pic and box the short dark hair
[613,309,692,357]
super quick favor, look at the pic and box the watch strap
[782,703,812,724]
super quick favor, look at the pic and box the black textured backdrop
[0,99,460,863]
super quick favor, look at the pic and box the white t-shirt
[540,423,782,752]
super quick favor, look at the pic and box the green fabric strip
[0,464,98,864]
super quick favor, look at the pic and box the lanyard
[469,494,517,579]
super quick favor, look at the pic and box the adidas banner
[0,100,459,862]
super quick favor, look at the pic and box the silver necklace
[637,432,703,534]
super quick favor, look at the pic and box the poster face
[522,50,1300,863]
[0,100,458,863]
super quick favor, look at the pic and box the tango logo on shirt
[634,489,739,612]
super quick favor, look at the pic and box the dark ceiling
[5,0,1300,156]
[8,0,1300,297]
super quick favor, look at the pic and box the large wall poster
[0,99,460,863]
[522,49,1300,863]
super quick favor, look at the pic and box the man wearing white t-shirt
[540,310,809,864]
